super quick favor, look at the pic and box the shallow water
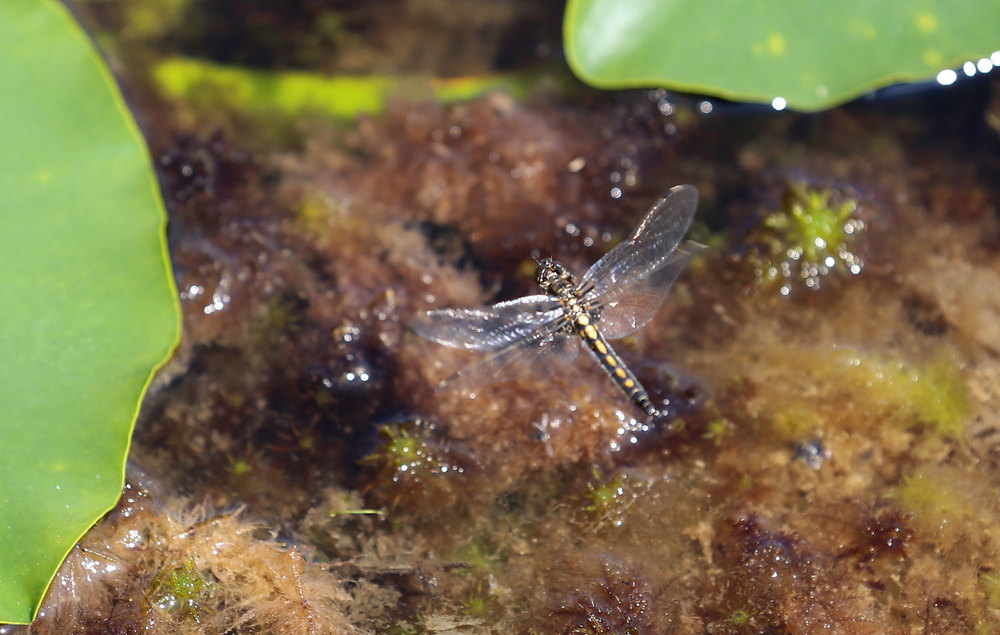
[20,2,1000,633]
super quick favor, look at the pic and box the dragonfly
[411,184,700,417]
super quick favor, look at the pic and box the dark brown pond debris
[18,480,385,634]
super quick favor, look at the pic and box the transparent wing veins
[581,184,698,301]
[435,316,577,391]
[411,294,562,352]
[594,242,702,339]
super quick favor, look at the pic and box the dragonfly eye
[535,259,574,292]
[534,258,555,285]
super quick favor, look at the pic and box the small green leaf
[565,0,1000,111]
[0,0,180,624]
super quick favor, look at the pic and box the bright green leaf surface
[0,0,180,624]
[565,0,1000,111]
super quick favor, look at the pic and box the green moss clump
[583,468,645,528]
[362,420,466,509]
[728,607,755,627]
[702,417,736,445]
[228,456,253,477]
[752,183,865,294]
[226,447,263,478]
[460,587,498,619]
[146,559,216,623]
[383,426,423,473]
[365,422,444,482]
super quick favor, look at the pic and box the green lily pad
[565,0,1000,111]
[0,0,180,624]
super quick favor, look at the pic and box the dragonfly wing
[594,242,701,339]
[411,294,562,352]
[438,318,578,391]
[580,184,698,300]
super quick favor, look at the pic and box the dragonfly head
[535,258,575,293]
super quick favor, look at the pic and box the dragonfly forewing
[591,242,701,340]
[412,294,562,352]
[434,318,578,391]
[580,184,698,301]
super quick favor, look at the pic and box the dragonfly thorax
[535,258,577,297]
[536,258,600,329]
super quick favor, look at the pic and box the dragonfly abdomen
[572,313,658,417]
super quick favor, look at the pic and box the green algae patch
[0,0,180,624]
[840,351,969,438]
[564,0,1000,111]
[769,400,826,439]
[897,469,968,529]
[154,57,541,120]
[981,571,1000,611]
[893,466,992,548]
[757,347,969,440]
[902,354,970,438]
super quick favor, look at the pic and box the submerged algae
[764,347,970,439]
[24,4,1000,629]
